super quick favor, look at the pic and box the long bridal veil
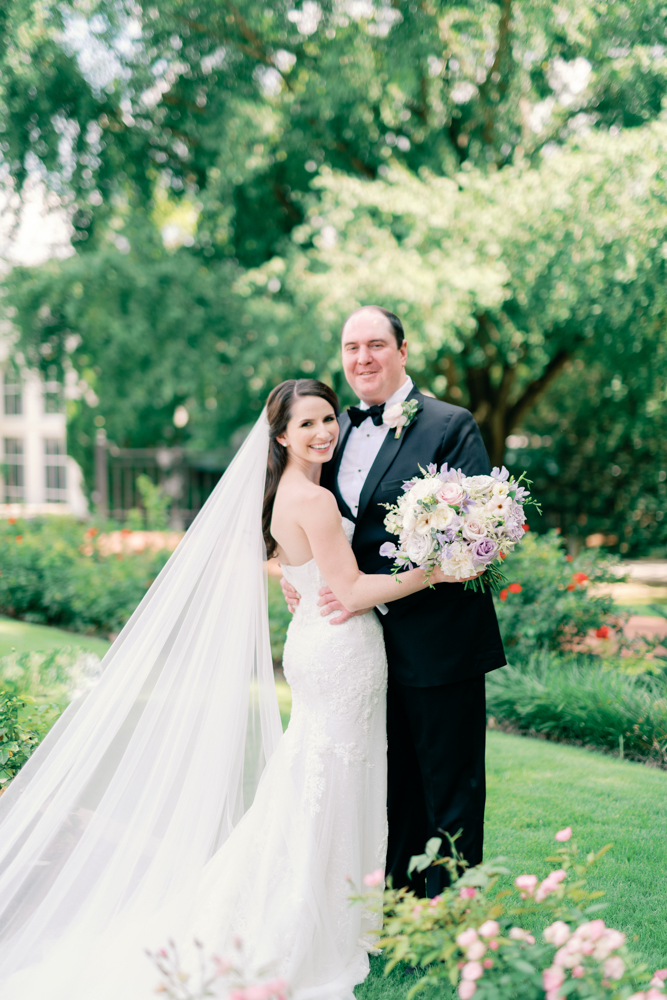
[0,411,282,993]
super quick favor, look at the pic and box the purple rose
[379,542,397,558]
[470,537,499,564]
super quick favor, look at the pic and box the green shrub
[0,517,169,635]
[487,655,667,766]
[494,531,621,661]
[0,693,62,786]
[0,646,103,706]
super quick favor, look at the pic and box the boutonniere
[382,399,419,439]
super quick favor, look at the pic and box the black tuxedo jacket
[321,387,506,687]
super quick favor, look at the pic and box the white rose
[462,474,496,494]
[492,481,511,497]
[403,506,419,531]
[431,504,455,530]
[462,515,488,541]
[414,511,434,535]
[407,478,439,502]
[405,530,436,565]
[383,403,408,429]
[443,542,476,579]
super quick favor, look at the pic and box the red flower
[573,572,589,584]
[567,583,575,591]
[500,552,507,560]
[596,625,610,639]
[15,535,23,543]
[565,554,573,562]
[120,528,132,537]
[8,518,16,525]
[508,583,522,594]
[85,526,99,539]
[522,524,530,532]
[499,589,508,601]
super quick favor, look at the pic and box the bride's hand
[431,566,485,585]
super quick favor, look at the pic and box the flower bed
[354,828,666,1000]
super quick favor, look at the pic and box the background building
[0,349,88,518]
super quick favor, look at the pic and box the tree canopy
[2,0,667,552]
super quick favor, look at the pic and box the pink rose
[363,869,384,887]
[648,991,666,1000]
[479,920,500,939]
[459,887,477,899]
[543,922,571,947]
[457,928,479,948]
[429,895,442,908]
[543,966,565,993]
[466,941,487,961]
[489,940,500,950]
[515,874,538,896]
[458,981,477,1000]
[572,966,585,979]
[653,971,667,982]
[604,957,626,980]
[555,826,572,842]
[462,961,484,982]
[437,481,465,506]
[535,869,567,901]
[483,959,494,969]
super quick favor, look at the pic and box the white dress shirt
[338,376,414,518]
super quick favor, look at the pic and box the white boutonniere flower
[383,399,419,439]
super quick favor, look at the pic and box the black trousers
[386,674,487,897]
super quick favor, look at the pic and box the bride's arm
[298,490,461,614]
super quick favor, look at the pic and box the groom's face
[341,311,408,405]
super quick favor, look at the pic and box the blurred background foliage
[2,0,667,552]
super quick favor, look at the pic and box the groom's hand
[280,577,301,614]
[317,586,369,625]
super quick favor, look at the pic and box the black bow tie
[348,403,385,428]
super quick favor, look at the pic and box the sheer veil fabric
[0,412,284,996]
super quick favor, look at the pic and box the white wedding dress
[187,518,388,998]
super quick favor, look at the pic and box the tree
[246,122,667,465]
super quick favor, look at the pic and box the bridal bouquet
[379,464,540,593]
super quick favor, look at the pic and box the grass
[356,730,667,1000]
[0,615,110,660]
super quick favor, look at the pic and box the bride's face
[278,395,339,466]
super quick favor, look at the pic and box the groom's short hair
[342,306,405,348]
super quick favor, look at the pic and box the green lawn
[0,615,110,660]
[357,730,667,1000]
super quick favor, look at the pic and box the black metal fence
[93,431,223,527]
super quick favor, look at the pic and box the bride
[0,378,463,1000]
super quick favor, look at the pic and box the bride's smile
[276,395,340,472]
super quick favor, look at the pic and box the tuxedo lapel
[327,412,356,522]
[355,388,423,524]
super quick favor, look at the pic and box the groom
[282,306,506,895]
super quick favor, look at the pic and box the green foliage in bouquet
[0,694,61,786]
[353,830,666,1000]
[493,531,621,660]
[0,517,169,636]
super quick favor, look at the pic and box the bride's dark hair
[263,378,339,559]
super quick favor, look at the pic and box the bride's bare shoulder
[275,478,339,518]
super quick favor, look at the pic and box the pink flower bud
[460,887,477,899]
[462,961,484,982]
[458,981,477,1000]
[429,895,442,908]
[412,905,423,917]
[543,966,566,992]
[483,959,494,969]
[604,957,625,980]
[489,940,499,951]
[555,827,572,842]
[457,928,479,948]
[363,869,384,888]
[479,920,500,939]
[572,966,585,979]
[544,922,572,947]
